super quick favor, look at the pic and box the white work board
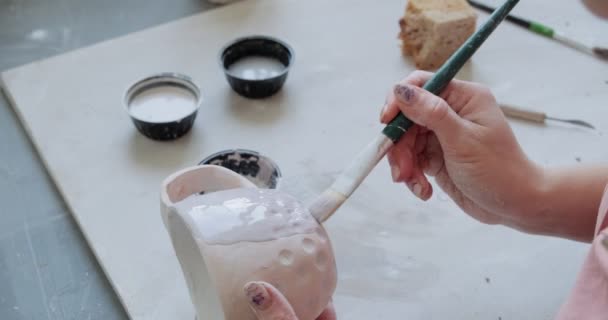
[2,0,608,319]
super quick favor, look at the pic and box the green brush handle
[383,0,521,142]
[528,22,554,37]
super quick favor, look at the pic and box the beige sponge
[399,0,477,70]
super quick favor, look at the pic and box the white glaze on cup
[161,165,337,320]
[174,189,318,244]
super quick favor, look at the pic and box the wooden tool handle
[499,104,546,123]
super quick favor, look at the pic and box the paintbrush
[308,0,521,223]
[467,0,608,61]
[499,104,595,129]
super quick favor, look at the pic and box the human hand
[380,71,545,231]
[244,281,336,320]
[582,0,608,18]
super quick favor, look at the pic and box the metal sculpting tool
[500,104,595,129]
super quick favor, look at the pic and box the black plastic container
[125,73,201,141]
[199,149,282,189]
[220,36,294,99]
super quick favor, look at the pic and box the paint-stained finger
[398,70,491,113]
[244,282,298,320]
[390,84,467,147]
[381,71,434,124]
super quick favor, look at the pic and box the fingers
[379,71,444,124]
[380,70,499,146]
[405,170,433,200]
[422,133,444,176]
[389,84,465,145]
[244,282,298,320]
[317,301,337,320]
[244,282,337,320]
[387,127,432,200]
[387,126,418,182]
[395,70,491,110]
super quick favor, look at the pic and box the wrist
[508,161,557,236]
[525,165,555,232]
[519,164,603,242]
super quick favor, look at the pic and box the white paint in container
[128,85,197,123]
[228,56,286,80]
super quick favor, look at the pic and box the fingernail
[394,84,415,103]
[244,282,272,311]
[391,165,400,182]
[412,183,423,198]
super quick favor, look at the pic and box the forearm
[527,164,608,242]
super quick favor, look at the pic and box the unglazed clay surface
[163,166,336,320]
[203,230,335,320]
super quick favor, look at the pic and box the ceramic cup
[160,165,337,320]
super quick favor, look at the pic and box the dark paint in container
[199,149,282,189]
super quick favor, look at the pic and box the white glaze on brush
[309,134,394,222]
[128,85,197,123]
[228,56,285,80]
[161,165,337,320]
[553,32,594,55]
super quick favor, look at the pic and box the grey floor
[0,1,218,319]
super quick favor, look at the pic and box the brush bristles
[593,47,608,60]
[308,189,347,223]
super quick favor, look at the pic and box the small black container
[199,149,282,189]
[125,73,202,141]
[220,35,294,99]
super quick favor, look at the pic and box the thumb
[391,84,465,144]
[244,281,298,320]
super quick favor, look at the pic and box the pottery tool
[467,0,608,61]
[308,0,521,223]
[499,104,595,129]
